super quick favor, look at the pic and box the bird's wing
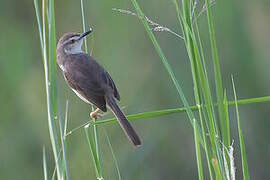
[63,54,107,111]
[64,71,107,112]
[70,53,120,100]
[104,71,120,101]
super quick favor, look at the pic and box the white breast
[59,64,66,72]
[64,41,83,55]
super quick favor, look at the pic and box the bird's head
[57,28,92,55]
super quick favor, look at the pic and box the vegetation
[31,0,270,179]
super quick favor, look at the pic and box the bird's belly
[71,88,91,104]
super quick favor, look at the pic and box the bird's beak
[78,28,93,40]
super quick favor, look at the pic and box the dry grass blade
[112,8,183,39]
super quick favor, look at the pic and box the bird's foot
[90,108,102,119]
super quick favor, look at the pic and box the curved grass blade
[66,95,270,136]
[43,147,48,180]
[58,100,70,180]
[34,0,63,178]
[130,0,202,143]
[193,118,204,180]
[104,129,122,180]
[84,126,103,179]
[34,0,43,50]
[232,77,250,180]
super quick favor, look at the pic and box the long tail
[106,95,142,147]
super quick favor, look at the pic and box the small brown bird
[56,29,141,146]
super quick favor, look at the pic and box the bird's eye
[71,39,75,43]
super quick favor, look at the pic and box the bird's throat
[64,44,83,55]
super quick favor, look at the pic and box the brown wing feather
[105,71,120,101]
[64,71,107,112]
[62,53,120,112]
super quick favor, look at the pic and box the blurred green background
[1,0,270,179]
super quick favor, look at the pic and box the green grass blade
[43,147,48,180]
[66,95,270,135]
[179,4,206,170]
[193,11,214,179]
[222,90,231,174]
[58,101,70,180]
[130,0,201,141]
[205,0,227,150]
[40,0,62,178]
[34,0,43,50]
[223,91,231,148]
[193,118,204,180]
[174,0,223,177]
[84,126,103,179]
[65,107,191,136]
[48,0,58,118]
[64,100,69,137]
[96,108,193,126]
[232,77,250,180]
[80,0,88,53]
[92,123,102,178]
[205,0,223,101]
[104,129,122,180]
[48,0,70,179]
[228,95,270,105]
[199,107,214,180]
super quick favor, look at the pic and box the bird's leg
[90,108,102,119]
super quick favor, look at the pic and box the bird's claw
[90,109,103,119]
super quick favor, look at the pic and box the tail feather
[106,95,141,147]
